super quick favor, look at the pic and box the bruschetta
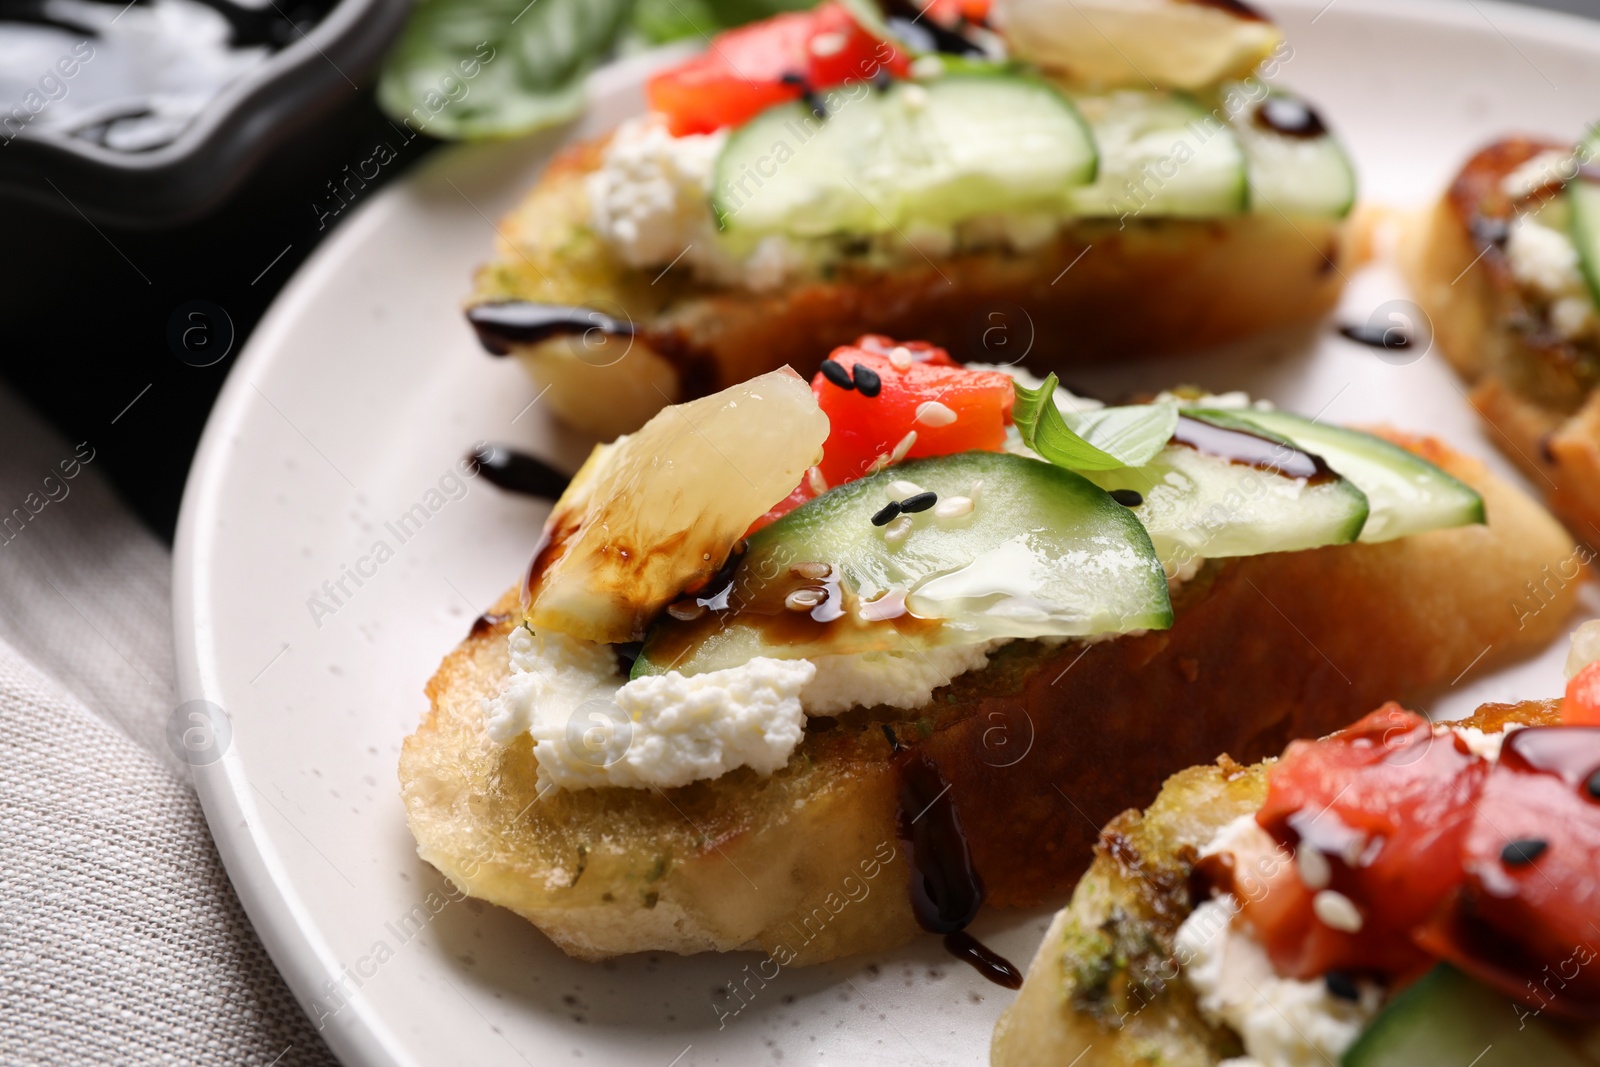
[1403,126,1600,540]
[400,337,1576,974]
[465,0,1357,437]
[993,653,1600,1065]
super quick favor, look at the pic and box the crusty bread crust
[399,438,1576,964]
[1401,138,1600,540]
[989,700,1561,1067]
[469,136,1350,437]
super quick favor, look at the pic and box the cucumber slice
[712,72,1096,238]
[634,452,1170,677]
[1217,409,1485,543]
[1080,411,1369,570]
[1567,127,1600,309]
[1343,965,1594,1067]
[1231,90,1357,218]
[1068,90,1248,218]
[714,98,886,238]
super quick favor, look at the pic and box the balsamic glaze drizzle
[1189,0,1269,19]
[894,747,1021,986]
[1172,415,1334,483]
[1339,323,1411,351]
[882,0,987,54]
[468,444,572,500]
[1253,97,1327,140]
[466,301,635,356]
[943,931,1023,989]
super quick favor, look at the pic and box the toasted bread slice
[399,437,1574,964]
[1401,137,1600,539]
[989,700,1561,1067]
[467,137,1350,438]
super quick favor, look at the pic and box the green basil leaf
[627,0,720,45]
[1012,373,1178,471]
[378,0,636,140]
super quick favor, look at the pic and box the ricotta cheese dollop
[1505,214,1598,341]
[485,626,1007,791]
[1177,896,1381,1067]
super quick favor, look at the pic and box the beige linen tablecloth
[0,384,337,1066]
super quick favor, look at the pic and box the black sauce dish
[0,0,408,226]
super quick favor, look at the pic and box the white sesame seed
[934,496,973,520]
[888,479,923,499]
[914,400,958,427]
[866,453,891,475]
[889,431,917,464]
[809,31,847,56]
[889,346,914,370]
[1312,890,1363,933]
[806,466,829,496]
[791,561,831,581]
[970,479,984,504]
[785,588,826,611]
[901,84,929,109]
[883,514,914,544]
[1297,846,1331,890]
[667,601,705,622]
[909,54,944,80]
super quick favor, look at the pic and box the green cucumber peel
[1012,373,1178,471]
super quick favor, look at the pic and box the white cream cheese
[1566,617,1600,678]
[1177,897,1381,1067]
[585,117,743,283]
[804,640,1005,714]
[1505,214,1598,342]
[486,627,814,791]
[485,625,1007,791]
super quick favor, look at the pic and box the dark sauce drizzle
[894,744,1022,988]
[468,611,512,639]
[468,444,572,499]
[466,301,635,356]
[1254,97,1327,140]
[1339,323,1411,351]
[1189,0,1269,20]
[1172,414,1335,483]
[882,0,987,54]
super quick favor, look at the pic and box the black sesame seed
[1324,972,1360,1002]
[1501,838,1548,867]
[1110,488,1144,508]
[853,364,883,397]
[899,491,937,513]
[872,501,902,526]
[820,359,854,390]
[1588,767,1600,801]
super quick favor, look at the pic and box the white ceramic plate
[175,4,1600,1064]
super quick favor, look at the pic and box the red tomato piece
[1561,661,1600,725]
[1247,705,1488,980]
[1415,727,1600,1019]
[645,3,907,137]
[811,337,1015,488]
[804,2,909,88]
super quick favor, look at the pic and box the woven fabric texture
[0,385,338,1067]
